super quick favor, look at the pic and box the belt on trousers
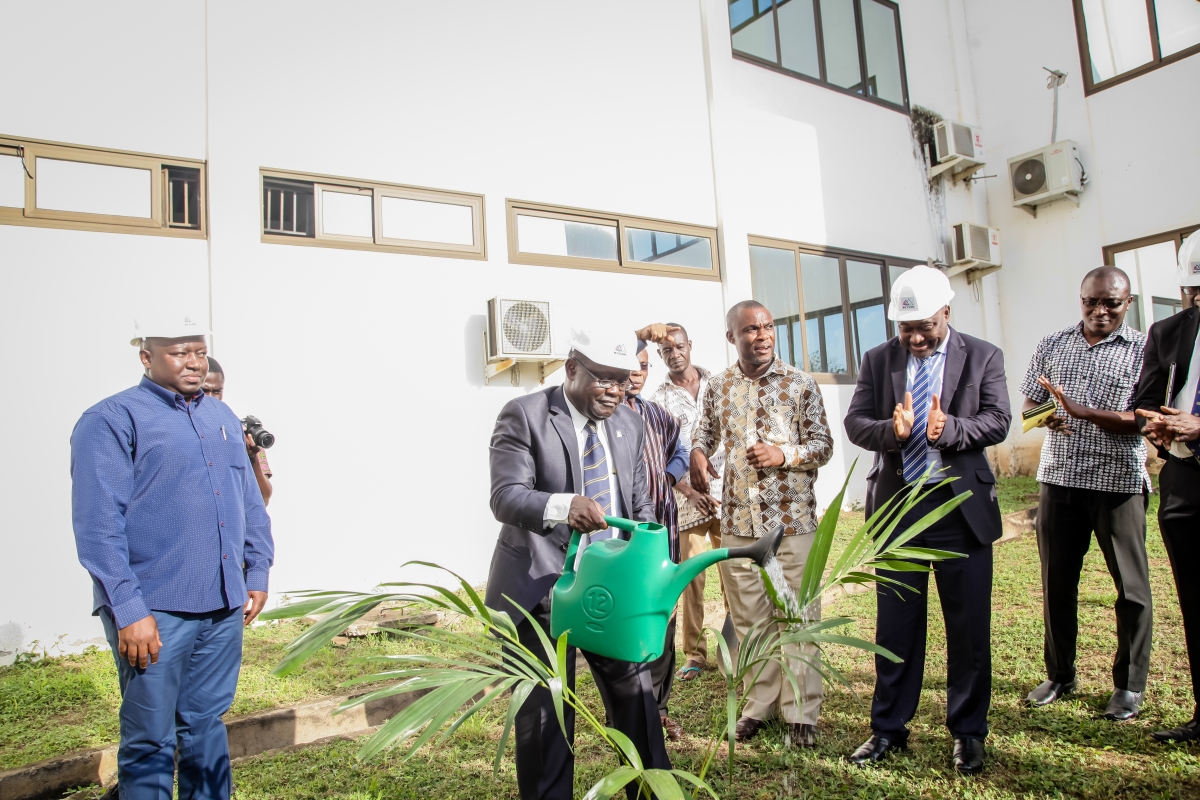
[1167,452,1200,470]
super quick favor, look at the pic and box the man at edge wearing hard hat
[843,266,1011,774]
[1132,233,1200,743]
[71,313,273,800]
[484,324,671,800]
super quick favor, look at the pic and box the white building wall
[0,2,210,658]
[963,0,1200,469]
[2,0,1195,656]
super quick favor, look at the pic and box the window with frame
[1073,0,1200,93]
[0,135,206,237]
[260,168,485,260]
[748,236,919,381]
[506,200,720,281]
[1104,225,1198,329]
[728,0,909,111]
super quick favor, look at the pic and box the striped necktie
[582,420,615,540]
[1189,382,1200,457]
[901,354,938,483]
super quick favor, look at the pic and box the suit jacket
[484,385,655,620]
[844,328,1012,544]
[1131,305,1200,458]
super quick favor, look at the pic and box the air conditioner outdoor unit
[1008,140,1082,217]
[945,223,1001,278]
[484,297,564,385]
[929,121,984,183]
[934,121,983,164]
[487,297,553,360]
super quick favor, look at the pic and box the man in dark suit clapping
[484,325,670,800]
[1133,233,1200,743]
[843,266,1011,775]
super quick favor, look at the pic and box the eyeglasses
[1080,297,1129,310]
[576,360,634,391]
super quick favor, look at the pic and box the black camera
[241,416,275,449]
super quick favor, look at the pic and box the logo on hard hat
[614,344,626,355]
[1191,261,1200,275]
[900,296,918,311]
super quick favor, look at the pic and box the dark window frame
[748,235,923,384]
[729,0,910,114]
[1102,224,1199,309]
[1072,0,1200,95]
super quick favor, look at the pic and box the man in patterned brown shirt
[690,300,834,747]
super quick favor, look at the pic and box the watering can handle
[563,516,639,576]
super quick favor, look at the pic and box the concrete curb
[0,686,422,800]
[1000,506,1037,544]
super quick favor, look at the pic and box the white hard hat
[887,265,955,322]
[568,326,641,372]
[1179,233,1200,287]
[130,312,211,346]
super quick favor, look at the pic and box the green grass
[0,622,438,770]
[19,477,1200,799]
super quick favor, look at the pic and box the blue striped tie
[582,420,615,540]
[901,355,937,483]
[1190,383,1200,457]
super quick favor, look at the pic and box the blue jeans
[99,606,243,800]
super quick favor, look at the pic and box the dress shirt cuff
[245,567,270,593]
[110,595,153,630]
[779,444,805,469]
[544,493,575,529]
[665,458,688,486]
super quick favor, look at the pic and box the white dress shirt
[1169,332,1200,459]
[543,394,623,527]
[905,329,952,480]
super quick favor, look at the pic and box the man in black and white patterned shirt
[1020,266,1151,722]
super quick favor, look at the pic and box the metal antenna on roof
[1044,67,1068,145]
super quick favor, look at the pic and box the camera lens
[257,430,275,449]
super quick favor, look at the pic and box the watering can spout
[727,524,785,567]
[665,524,785,601]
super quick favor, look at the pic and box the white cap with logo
[130,312,211,346]
[887,265,956,322]
[1178,232,1200,288]
[568,326,641,372]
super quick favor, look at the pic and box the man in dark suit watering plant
[484,324,670,800]
[843,266,1011,774]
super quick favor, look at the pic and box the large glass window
[748,239,919,379]
[1105,227,1197,329]
[1074,0,1200,92]
[260,168,485,259]
[507,200,720,281]
[0,135,207,238]
[729,0,908,112]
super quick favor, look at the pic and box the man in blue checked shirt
[71,312,273,800]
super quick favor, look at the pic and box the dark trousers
[1159,457,1200,718]
[513,599,670,800]
[648,612,676,717]
[99,606,243,800]
[1036,482,1152,691]
[871,485,992,741]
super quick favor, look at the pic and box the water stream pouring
[550,516,785,663]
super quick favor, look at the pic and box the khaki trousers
[678,518,726,664]
[719,532,823,725]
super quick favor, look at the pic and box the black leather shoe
[848,733,906,766]
[1151,718,1200,742]
[1026,679,1075,707]
[735,716,766,742]
[1103,689,1143,720]
[952,738,985,774]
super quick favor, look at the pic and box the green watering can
[550,516,784,663]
